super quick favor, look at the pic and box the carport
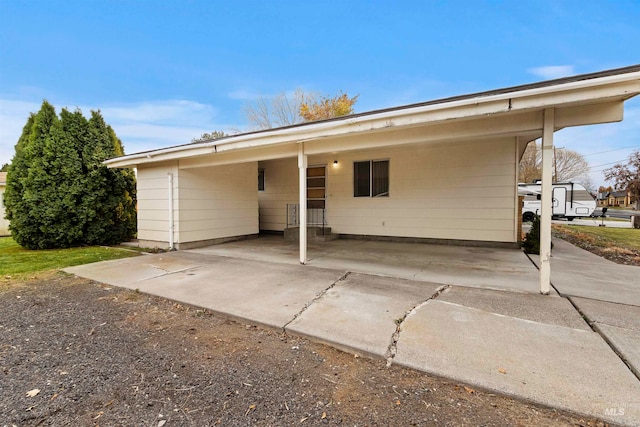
[106,65,640,294]
[188,234,542,293]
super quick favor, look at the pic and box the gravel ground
[0,273,609,426]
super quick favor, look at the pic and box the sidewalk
[529,238,640,381]
[64,238,640,426]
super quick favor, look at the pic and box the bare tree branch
[519,142,593,189]
[244,89,357,130]
[604,150,640,210]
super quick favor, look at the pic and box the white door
[553,187,567,215]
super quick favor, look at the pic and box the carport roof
[105,64,640,168]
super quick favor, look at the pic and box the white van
[518,182,596,222]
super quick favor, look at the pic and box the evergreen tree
[3,101,137,249]
[81,111,136,244]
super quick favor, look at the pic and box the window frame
[258,168,265,191]
[353,159,389,198]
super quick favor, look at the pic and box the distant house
[600,189,636,208]
[596,192,609,207]
[0,172,9,236]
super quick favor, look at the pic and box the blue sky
[1,0,639,188]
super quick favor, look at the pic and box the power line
[582,144,640,157]
[587,159,627,169]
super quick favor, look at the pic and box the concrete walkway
[64,237,640,426]
[553,218,632,228]
[529,238,640,384]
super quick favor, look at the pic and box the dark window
[258,169,265,191]
[354,160,389,197]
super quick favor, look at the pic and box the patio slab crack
[282,272,351,331]
[385,284,450,367]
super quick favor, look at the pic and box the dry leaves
[26,389,40,397]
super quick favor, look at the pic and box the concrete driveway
[64,236,640,426]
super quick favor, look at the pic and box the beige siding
[177,162,259,243]
[0,186,9,236]
[136,162,178,245]
[258,138,518,243]
[258,158,298,231]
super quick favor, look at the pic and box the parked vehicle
[518,182,596,222]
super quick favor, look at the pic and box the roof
[611,190,628,197]
[105,64,640,168]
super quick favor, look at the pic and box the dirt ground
[0,273,609,427]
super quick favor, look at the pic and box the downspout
[168,172,175,251]
[298,143,308,264]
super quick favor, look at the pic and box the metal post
[298,144,307,264]
[539,108,554,294]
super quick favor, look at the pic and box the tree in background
[0,163,8,172]
[191,130,227,143]
[245,89,358,130]
[245,89,306,129]
[299,91,358,122]
[3,101,136,249]
[519,141,593,189]
[604,150,640,210]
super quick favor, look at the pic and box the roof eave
[105,68,640,169]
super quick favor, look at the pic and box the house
[0,172,9,236]
[599,189,637,208]
[106,65,640,294]
[596,191,610,207]
[608,190,636,208]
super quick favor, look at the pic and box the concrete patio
[64,235,640,426]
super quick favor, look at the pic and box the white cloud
[228,89,267,101]
[0,99,232,165]
[528,65,575,80]
[100,100,218,126]
[0,99,41,165]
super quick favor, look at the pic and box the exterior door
[553,187,567,215]
[307,166,326,225]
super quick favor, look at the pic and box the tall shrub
[3,101,136,249]
[522,215,553,254]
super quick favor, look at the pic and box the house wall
[136,162,178,247]
[258,157,298,231]
[136,161,259,248]
[177,162,259,246]
[258,137,518,243]
[0,185,9,236]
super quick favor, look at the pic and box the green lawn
[553,224,640,251]
[0,236,140,276]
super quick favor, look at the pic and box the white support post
[298,144,308,264]
[539,108,554,295]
